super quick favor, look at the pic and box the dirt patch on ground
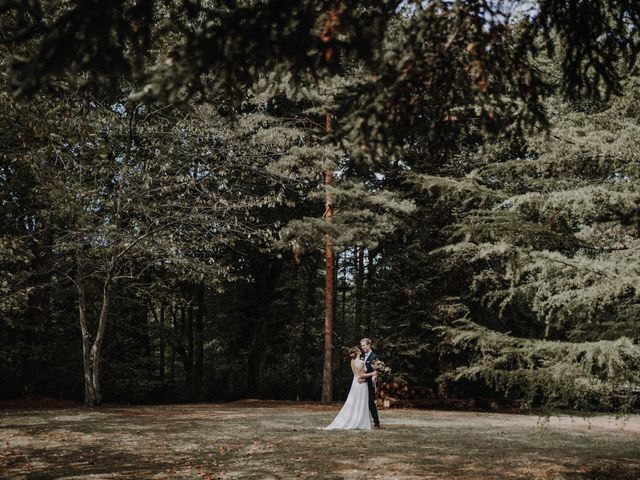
[1,403,638,479]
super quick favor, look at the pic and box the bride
[323,347,378,430]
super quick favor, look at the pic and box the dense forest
[1,0,639,413]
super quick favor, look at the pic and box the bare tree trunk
[322,111,335,404]
[187,305,194,393]
[340,252,348,339]
[170,347,176,384]
[355,246,365,331]
[248,260,281,398]
[194,285,204,397]
[151,305,165,381]
[365,249,377,332]
[178,306,193,393]
[159,305,165,382]
[141,301,150,358]
[77,280,96,406]
[299,257,318,400]
[76,249,114,407]
[169,305,177,383]
[88,276,112,406]
[250,313,268,397]
[23,223,52,396]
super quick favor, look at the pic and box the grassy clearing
[1,401,639,479]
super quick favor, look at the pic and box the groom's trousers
[367,381,380,426]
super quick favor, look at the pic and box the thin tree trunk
[170,348,176,383]
[180,306,193,392]
[365,249,377,332]
[159,305,165,382]
[322,111,335,404]
[340,252,348,339]
[187,305,194,390]
[300,257,318,400]
[355,246,365,331]
[88,276,112,406]
[77,280,96,405]
[248,261,281,398]
[194,285,204,396]
[170,305,176,383]
[23,223,52,395]
[141,301,150,357]
[250,312,268,397]
[76,248,114,407]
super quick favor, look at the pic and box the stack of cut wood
[375,381,475,409]
[375,381,434,409]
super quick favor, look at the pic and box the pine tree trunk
[248,261,281,398]
[250,314,268,397]
[170,348,176,384]
[365,248,377,333]
[340,252,348,339]
[141,301,150,358]
[300,257,318,399]
[180,306,193,394]
[159,305,165,382]
[194,285,204,397]
[187,305,194,392]
[170,305,176,383]
[322,111,335,404]
[355,246,364,331]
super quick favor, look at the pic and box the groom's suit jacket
[362,351,378,387]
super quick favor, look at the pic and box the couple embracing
[324,338,381,430]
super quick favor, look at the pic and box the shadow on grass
[559,465,640,480]
[6,447,182,479]
[2,405,639,479]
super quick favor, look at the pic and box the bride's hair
[348,347,361,359]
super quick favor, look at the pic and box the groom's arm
[370,352,379,378]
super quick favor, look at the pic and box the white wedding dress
[323,359,371,430]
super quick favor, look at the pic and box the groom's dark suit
[362,351,380,427]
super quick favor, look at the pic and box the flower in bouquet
[372,359,391,381]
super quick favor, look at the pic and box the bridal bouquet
[372,359,392,381]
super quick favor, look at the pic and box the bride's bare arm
[358,364,377,380]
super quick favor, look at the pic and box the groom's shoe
[373,424,381,429]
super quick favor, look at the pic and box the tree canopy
[1,0,639,412]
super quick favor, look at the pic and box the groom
[359,337,381,429]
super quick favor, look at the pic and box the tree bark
[169,305,176,383]
[248,259,281,397]
[194,284,205,396]
[340,252,348,340]
[140,300,150,358]
[355,246,365,332]
[23,223,52,396]
[179,306,193,393]
[322,111,335,404]
[300,256,318,400]
[88,274,112,406]
[159,305,165,382]
[76,251,115,407]
[365,248,378,332]
[77,280,96,405]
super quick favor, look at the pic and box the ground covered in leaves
[1,400,639,479]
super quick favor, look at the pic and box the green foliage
[442,319,640,412]
[2,0,639,412]
[5,1,640,158]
